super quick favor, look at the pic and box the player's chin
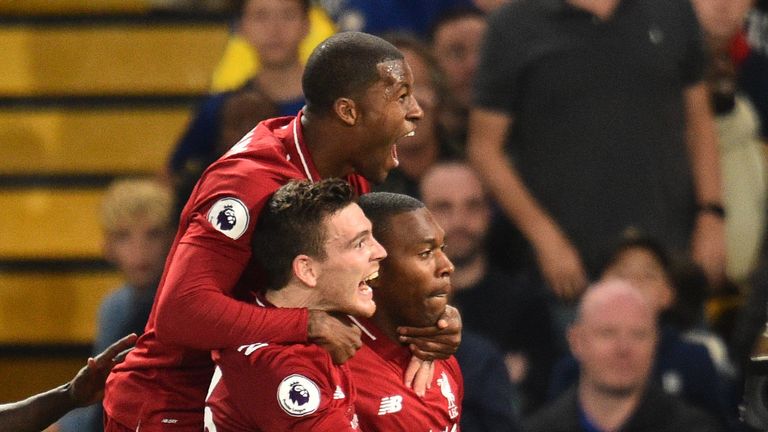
[351,300,377,318]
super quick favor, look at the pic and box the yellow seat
[0,188,108,259]
[0,106,191,175]
[0,356,87,404]
[0,24,230,96]
[0,0,149,15]
[0,270,122,344]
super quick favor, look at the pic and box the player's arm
[467,108,587,299]
[154,241,359,359]
[684,81,726,288]
[0,334,136,432]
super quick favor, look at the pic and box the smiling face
[369,208,453,328]
[313,203,387,318]
[350,59,424,184]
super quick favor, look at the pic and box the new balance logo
[378,395,403,415]
[333,386,345,399]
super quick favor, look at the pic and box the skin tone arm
[0,334,137,432]
[684,81,726,288]
[466,108,588,300]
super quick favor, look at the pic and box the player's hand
[533,226,588,301]
[398,306,461,395]
[397,305,461,360]
[308,310,362,364]
[68,333,138,407]
[691,212,726,290]
[404,357,435,397]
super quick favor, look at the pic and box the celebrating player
[205,179,385,431]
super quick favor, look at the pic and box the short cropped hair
[357,192,425,241]
[302,31,404,115]
[253,178,356,290]
[101,178,174,233]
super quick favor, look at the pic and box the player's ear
[293,254,319,287]
[333,98,357,126]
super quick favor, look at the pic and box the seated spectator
[57,178,174,432]
[420,160,556,415]
[168,0,309,212]
[524,280,725,432]
[210,1,336,93]
[548,232,737,429]
[373,33,460,198]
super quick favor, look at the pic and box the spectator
[430,6,487,147]
[210,1,336,93]
[740,0,768,143]
[420,160,556,415]
[524,280,725,432]
[467,0,725,307]
[167,0,309,214]
[205,179,385,430]
[57,178,174,432]
[692,0,767,287]
[549,232,738,429]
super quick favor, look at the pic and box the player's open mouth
[391,131,414,168]
[358,271,379,294]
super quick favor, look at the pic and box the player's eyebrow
[347,229,372,248]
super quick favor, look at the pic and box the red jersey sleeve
[154,134,310,349]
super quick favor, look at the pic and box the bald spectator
[524,280,724,432]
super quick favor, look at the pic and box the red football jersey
[349,318,463,432]
[103,113,370,431]
[205,301,359,431]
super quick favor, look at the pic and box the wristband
[697,202,726,218]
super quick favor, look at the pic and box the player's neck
[368,312,401,344]
[264,284,314,309]
[300,113,355,179]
